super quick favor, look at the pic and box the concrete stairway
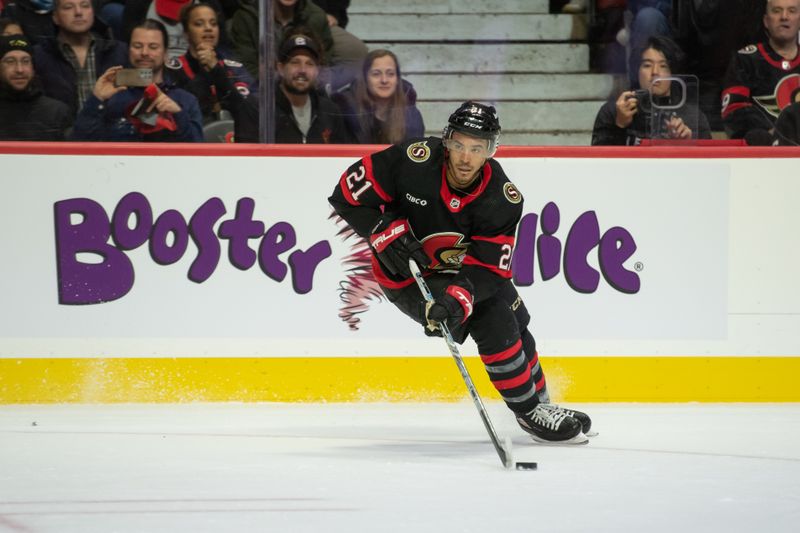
[347,0,615,145]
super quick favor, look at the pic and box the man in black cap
[275,30,349,143]
[0,34,72,140]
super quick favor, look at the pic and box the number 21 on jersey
[345,164,372,202]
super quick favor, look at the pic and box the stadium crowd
[1,0,799,145]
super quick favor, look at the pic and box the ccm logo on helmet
[406,193,427,206]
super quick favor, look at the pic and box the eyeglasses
[1,57,32,68]
[444,138,491,158]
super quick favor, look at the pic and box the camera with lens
[627,89,651,111]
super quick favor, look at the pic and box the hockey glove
[425,282,475,334]
[369,214,430,278]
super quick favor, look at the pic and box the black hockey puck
[515,462,538,471]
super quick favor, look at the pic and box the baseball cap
[279,34,320,62]
[0,35,33,60]
[155,0,192,22]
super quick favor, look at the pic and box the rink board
[0,143,799,403]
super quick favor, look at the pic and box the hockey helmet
[442,101,501,156]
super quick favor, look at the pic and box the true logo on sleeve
[503,182,522,204]
[406,141,430,163]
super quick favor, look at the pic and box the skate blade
[529,431,589,446]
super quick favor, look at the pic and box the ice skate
[538,403,596,437]
[537,388,596,436]
[516,404,588,445]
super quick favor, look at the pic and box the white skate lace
[539,403,575,418]
[528,404,568,430]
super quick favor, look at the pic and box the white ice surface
[1,403,799,533]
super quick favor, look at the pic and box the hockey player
[328,101,592,444]
[721,0,800,139]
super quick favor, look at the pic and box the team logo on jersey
[503,182,522,204]
[753,73,800,117]
[421,233,469,271]
[166,57,182,70]
[234,82,250,96]
[738,44,757,54]
[406,141,430,163]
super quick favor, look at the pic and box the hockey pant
[382,275,546,414]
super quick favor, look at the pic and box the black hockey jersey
[328,137,524,301]
[721,42,800,138]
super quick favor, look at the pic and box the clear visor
[443,138,494,158]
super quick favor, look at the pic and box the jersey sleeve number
[498,244,513,271]
[345,165,372,202]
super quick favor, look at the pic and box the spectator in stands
[1,0,55,43]
[592,35,711,144]
[32,0,127,116]
[624,1,673,50]
[774,101,800,144]
[678,0,767,131]
[122,0,195,59]
[230,0,332,82]
[333,49,424,144]
[313,0,367,90]
[72,19,203,141]
[0,17,24,35]
[169,1,258,141]
[274,31,349,143]
[612,1,674,85]
[721,0,800,139]
[96,0,126,41]
[0,34,72,140]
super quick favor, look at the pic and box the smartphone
[114,68,153,87]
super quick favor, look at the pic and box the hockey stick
[408,259,525,469]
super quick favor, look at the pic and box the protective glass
[645,75,700,143]
[443,138,492,158]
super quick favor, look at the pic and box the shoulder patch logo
[503,182,522,204]
[166,57,182,70]
[738,44,757,54]
[406,141,430,163]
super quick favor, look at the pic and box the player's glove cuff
[425,282,474,332]
[369,214,430,278]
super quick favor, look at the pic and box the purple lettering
[111,192,153,250]
[563,211,601,293]
[289,241,332,294]
[511,213,537,286]
[258,222,296,282]
[512,201,639,294]
[538,201,561,281]
[53,198,134,304]
[54,193,334,303]
[188,197,226,283]
[599,226,640,294]
[150,209,189,265]
[219,198,265,270]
